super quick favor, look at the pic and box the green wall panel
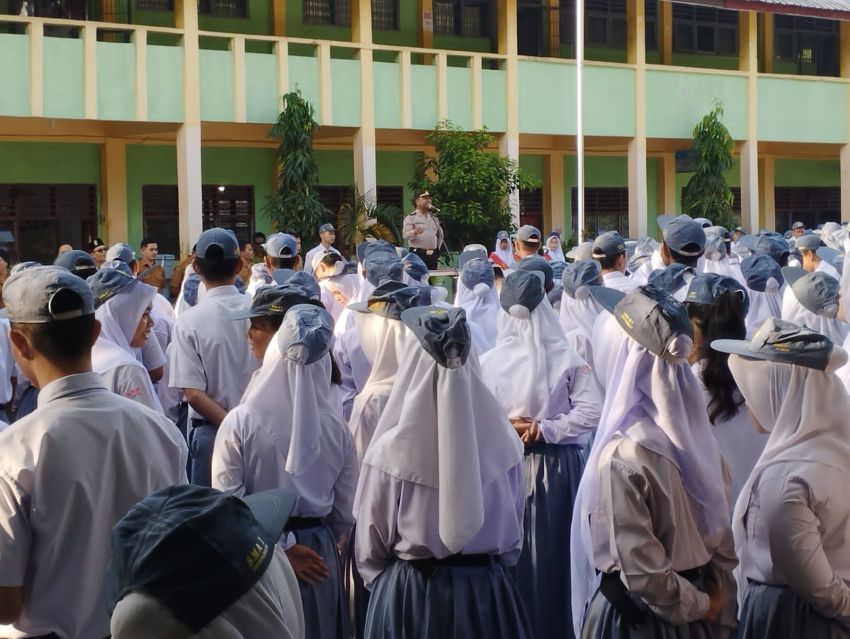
[97,41,135,121]
[584,66,635,137]
[518,60,574,135]
[147,45,183,121]
[374,61,402,129]
[200,49,234,122]
[376,151,417,212]
[446,66,473,129]
[481,68,507,131]
[245,51,279,123]
[126,145,176,249]
[0,35,30,117]
[0,142,100,182]
[43,37,84,119]
[757,78,848,144]
[411,65,438,130]
[331,58,361,127]
[288,54,321,115]
[775,159,839,186]
[646,70,747,139]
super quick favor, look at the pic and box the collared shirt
[304,244,341,276]
[402,210,443,250]
[602,270,639,293]
[169,285,258,421]
[0,372,188,639]
[816,258,841,281]
[537,360,602,446]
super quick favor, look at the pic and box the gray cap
[106,243,135,264]
[496,230,510,241]
[648,263,690,294]
[693,217,713,228]
[277,304,334,365]
[566,241,594,262]
[356,239,396,264]
[740,253,783,292]
[514,255,554,291]
[460,258,495,290]
[500,270,545,315]
[754,234,790,265]
[782,267,840,318]
[590,284,693,358]
[816,246,842,268]
[197,228,240,261]
[794,234,823,253]
[592,231,627,260]
[792,221,805,230]
[54,249,97,279]
[269,270,321,301]
[262,233,298,259]
[457,248,489,271]
[550,260,567,280]
[87,268,139,308]
[562,260,602,299]
[319,223,335,233]
[403,252,429,282]
[685,273,749,313]
[4,265,95,324]
[350,281,421,320]
[712,317,836,371]
[401,305,471,369]
[659,215,706,257]
[228,284,315,321]
[515,225,541,244]
[363,253,403,287]
[100,259,134,277]
[10,261,40,276]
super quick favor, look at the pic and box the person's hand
[332,288,349,307]
[702,576,725,623]
[285,544,331,585]
[522,420,544,445]
[509,417,532,438]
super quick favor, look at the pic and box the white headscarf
[544,234,566,263]
[571,334,729,635]
[493,233,514,268]
[559,285,603,343]
[93,280,156,375]
[318,274,359,321]
[362,331,523,554]
[453,279,499,351]
[745,281,783,339]
[781,284,849,345]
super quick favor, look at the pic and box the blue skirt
[514,441,585,639]
[739,581,850,638]
[364,557,532,639]
[292,523,348,639]
[344,525,370,639]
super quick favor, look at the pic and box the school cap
[817,246,842,268]
[694,217,713,228]
[685,273,749,313]
[363,253,403,287]
[261,233,297,260]
[590,284,694,358]
[100,259,134,277]
[515,225,541,244]
[647,263,690,294]
[105,485,295,635]
[566,241,594,262]
[550,260,567,280]
[356,239,396,264]
[734,226,745,233]
[277,304,334,365]
[106,243,135,264]
[782,267,840,318]
[754,234,791,265]
[310,249,344,274]
[181,274,201,308]
[9,261,40,276]
[319,223,335,233]
[196,228,240,261]
[794,234,823,252]
[514,255,554,291]
[227,284,314,321]
[658,215,706,257]
[54,249,97,279]
[500,270,545,317]
[792,221,805,230]
[268,270,321,300]
[87,268,139,308]
[4,265,95,325]
[88,237,106,252]
[401,305,471,369]
[496,230,510,241]
[350,281,421,320]
[740,254,782,292]
[712,317,843,371]
[403,252,429,281]
[592,231,627,260]
[457,247,489,271]
[562,260,603,299]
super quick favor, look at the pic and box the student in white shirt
[213,305,358,639]
[656,215,707,301]
[714,318,850,637]
[592,230,638,293]
[481,270,601,637]
[354,306,531,638]
[169,228,258,486]
[0,266,187,638]
[304,223,341,276]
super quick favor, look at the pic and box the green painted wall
[0,34,29,117]
[43,37,84,119]
[774,159,840,186]
[757,77,848,144]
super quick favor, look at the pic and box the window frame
[434,0,493,38]
[671,4,738,57]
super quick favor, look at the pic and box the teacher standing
[403,190,443,271]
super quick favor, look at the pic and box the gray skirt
[344,525,370,639]
[364,557,532,639]
[738,581,850,639]
[514,441,585,639]
[292,522,347,639]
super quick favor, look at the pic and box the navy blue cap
[356,239,396,264]
[228,283,315,321]
[754,234,790,265]
[87,268,139,308]
[741,253,783,292]
[403,252,429,282]
[592,230,627,259]
[319,223,335,233]
[363,253,403,287]
[457,248,489,271]
[659,215,706,256]
[550,260,567,280]
[562,260,603,299]
[648,263,690,294]
[197,228,240,261]
[782,267,840,318]
[694,217,713,228]
[401,305,471,369]
[262,233,297,260]
[516,225,541,244]
[514,255,554,291]
[460,257,495,290]
[500,270,545,316]
[106,485,295,634]
[54,249,97,279]
[685,273,749,313]
[350,281,421,320]
[4,265,95,324]
[277,304,334,365]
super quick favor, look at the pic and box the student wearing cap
[403,190,443,270]
[545,232,566,262]
[657,215,707,301]
[514,254,555,292]
[559,260,604,368]
[88,237,107,269]
[54,249,97,279]
[702,226,744,284]
[514,224,543,260]
[401,251,429,287]
[245,232,302,299]
[713,319,850,638]
[0,266,187,639]
[791,220,806,239]
[213,305,358,639]
[88,268,163,413]
[106,243,138,275]
[592,230,638,293]
[781,267,849,345]
[491,230,515,269]
[305,223,341,277]
[354,306,531,639]
[795,233,841,279]
[453,255,499,353]
[740,254,784,339]
[684,273,767,501]
[169,228,258,487]
[107,485,305,638]
[572,285,735,638]
[481,271,601,639]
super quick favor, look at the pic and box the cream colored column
[658,152,676,215]
[758,156,775,230]
[627,0,648,238]
[660,0,672,65]
[548,0,560,58]
[353,0,378,201]
[176,0,203,255]
[840,23,850,222]
[83,25,98,119]
[498,0,520,226]
[101,139,128,244]
[544,153,566,232]
[739,11,760,233]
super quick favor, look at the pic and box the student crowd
[0,213,849,639]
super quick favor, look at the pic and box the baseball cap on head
[658,215,706,257]
[782,266,841,318]
[515,225,541,244]
[54,249,97,279]
[261,233,297,260]
[740,253,783,292]
[685,273,749,313]
[349,281,422,320]
[88,237,106,252]
[592,231,627,260]
[460,258,495,291]
[514,255,554,291]
[363,253,403,287]
[500,269,545,317]
[562,260,602,299]
[227,283,315,321]
[197,228,240,261]
[356,239,396,264]
[496,230,509,241]
[401,305,471,369]
[106,243,135,264]
[319,223,335,234]
[795,234,823,252]
[3,265,95,323]
[457,248,489,271]
[277,304,334,365]
[402,252,429,282]
[87,268,139,308]
[792,221,805,231]
[100,259,134,277]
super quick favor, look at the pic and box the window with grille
[303,0,350,26]
[774,186,840,231]
[372,0,398,30]
[434,0,492,37]
[559,0,656,50]
[316,186,354,215]
[570,187,629,238]
[0,183,97,264]
[672,4,738,56]
[519,188,544,231]
[198,0,248,18]
[136,0,173,10]
[774,15,839,76]
[142,185,179,257]
[376,186,404,210]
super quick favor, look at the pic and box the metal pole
[575,0,585,241]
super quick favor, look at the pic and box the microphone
[428,204,440,213]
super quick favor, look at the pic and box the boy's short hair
[13,315,96,364]
[194,257,240,283]
[269,256,297,270]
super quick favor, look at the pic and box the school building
[0,0,849,262]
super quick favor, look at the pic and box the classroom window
[774,15,839,77]
[303,0,350,26]
[519,188,544,231]
[672,4,738,56]
[774,186,840,231]
[372,0,398,30]
[198,0,248,18]
[434,0,492,38]
[570,187,629,238]
[136,0,173,10]
[559,0,657,50]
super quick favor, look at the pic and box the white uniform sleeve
[168,319,207,392]
[333,334,357,423]
[327,428,359,544]
[538,363,602,445]
[0,470,30,586]
[0,320,13,404]
[104,365,163,413]
[212,414,246,498]
[354,464,401,589]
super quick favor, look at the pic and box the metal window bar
[434,0,455,35]
[372,0,397,30]
[304,0,333,23]
[136,0,173,10]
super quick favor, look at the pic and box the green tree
[264,91,326,246]
[681,104,736,230]
[335,189,398,257]
[410,121,538,253]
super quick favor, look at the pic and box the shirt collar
[205,284,241,299]
[37,372,107,408]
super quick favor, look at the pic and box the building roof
[687,0,850,20]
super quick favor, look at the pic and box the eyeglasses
[93,247,106,253]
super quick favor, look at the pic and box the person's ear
[660,242,671,265]
[192,258,200,274]
[8,329,34,362]
[91,319,102,346]
[295,256,303,271]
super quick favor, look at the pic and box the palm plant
[335,189,398,257]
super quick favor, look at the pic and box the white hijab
[493,236,514,268]
[571,335,729,635]
[93,280,156,375]
[745,281,783,339]
[559,285,603,343]
[362,332,523,554]
[453,279,499,352]
[545,235,566,263]
[781,284,849,345]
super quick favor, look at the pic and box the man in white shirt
[513,225,542,260]
[0,266,187,638]
[592,230,638,293]
[169,228,258,486]
[797,234,841,279]
[304,223,341,276]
